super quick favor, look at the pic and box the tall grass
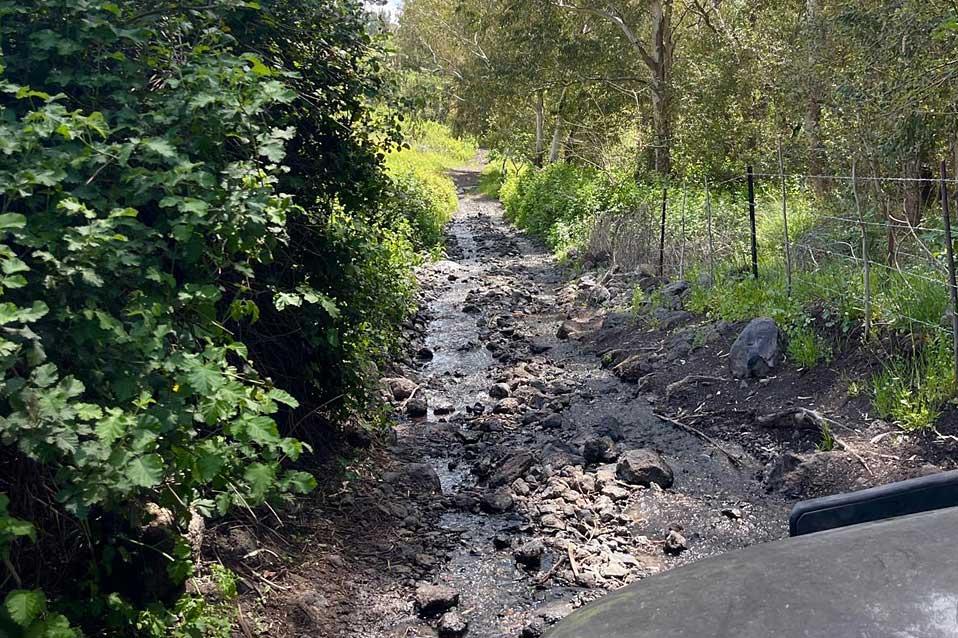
[385,121,477,251]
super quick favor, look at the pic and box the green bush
[0,1,440,635]
[384,121,475,252]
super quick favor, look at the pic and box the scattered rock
[729,318,783,379]
[480,489,514,513]
[406,396,428,417]
[385,463,442,495]
[583,436,618,464]
[381,377,418,401]
[493,534,513,550]
[541,413,564,429]
[438,611,469,638]
[414,583,460,617]
[521,618,545,638]
[595,416,625,442]
[513,540,544,568]
[493,398,521,414]
[417,346,435,361]
[612,355,653,383]
[721,507,743,520]
[489,451,535,487]
[616,449,674,488]
[292,590,328,627]
[489,382,511,399]
[664,529,688,555]
[434,401,455,415]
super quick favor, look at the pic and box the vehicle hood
[546,507,958,637]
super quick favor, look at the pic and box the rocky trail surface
[240,162,956,638]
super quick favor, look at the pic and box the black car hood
[546,507,958,637]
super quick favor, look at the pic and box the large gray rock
[729,318,783,379]
[616,449,674,488]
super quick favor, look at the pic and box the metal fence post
[679,180,688,279]
[658,185,668,276]
[747,165,758,279]
[705,176,716,286]
[940,160,958,378]
[852,161,871,337]
[778,142,793,297]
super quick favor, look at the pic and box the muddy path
[243,162,948,637]
[316,163,792,637]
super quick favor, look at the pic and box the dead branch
[653,411,744,467]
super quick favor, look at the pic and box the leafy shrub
[0,0,442,634]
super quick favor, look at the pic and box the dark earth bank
[224,162,958,638]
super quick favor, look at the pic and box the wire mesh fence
[588,160,958,370]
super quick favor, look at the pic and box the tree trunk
[805,0,827,195]
[549,114,563,163]
[548,88,567,164]
[649,0,673,176]
[534,90,545,167]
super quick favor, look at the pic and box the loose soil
[227,162,958,638]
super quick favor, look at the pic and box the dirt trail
[245,162,949,637]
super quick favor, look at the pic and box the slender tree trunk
[805,0,827,195]
[649,0,673,176]
[548,88,567,164]
[534,90,545,167]
[549,115,563,163]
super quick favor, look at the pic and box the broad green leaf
[267,388,299,408]
[0,213,26,231]
[127,454,164,488]
[4,589,45,627]
[243,463,276,500]
[283,470,316,494]
[245,416,280,445]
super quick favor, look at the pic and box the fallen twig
[653,411,744,467]
[534,554,568,586]
[832,435,874,476]
[567,543,581,582]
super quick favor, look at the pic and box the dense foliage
[0,1,471,635]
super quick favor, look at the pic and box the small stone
[434,401,455,415]
[514,539,544,568]
[493,534,512,550]
[541,413,564,429]
[406,397,428,418]
[489,383,511,399]
[489,451,534,487]
[480,489,514,513]
[381,377,418,401]
[721,507,743,520]
[521,618,545,638]
[493,398,521,414]
[616,449,674,488]
[601,484,629,501]
[414,583,460,617]
[438,611,469,638]
[664,530,688,555]
[583,436,618,464]
[417,346,435,361]
[512,478,531,496]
